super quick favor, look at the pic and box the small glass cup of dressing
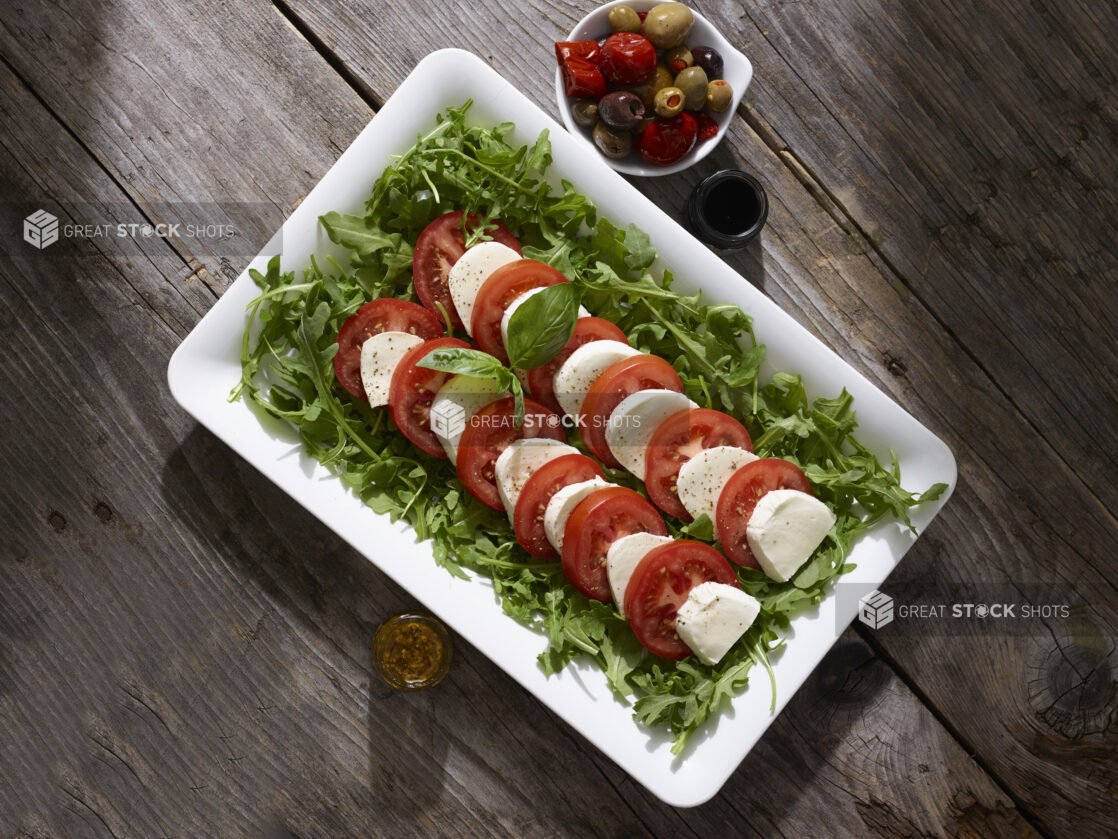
[373,612,453,690]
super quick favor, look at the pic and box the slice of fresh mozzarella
[360,331,425,406]
[746,489,837,582]
[676,446,760,522]
[605,389,697,478]
[429,375,507,461]
[543,477,613,553]
[500,287,591,357]
[553,340,641,418]
[675,582,761,665]
[494,439,579,518]
[447,242,520,335]
[606,533,675,618]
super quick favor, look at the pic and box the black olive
[597,91,646,131]
[592,120,633,159]
[691,45,724,80]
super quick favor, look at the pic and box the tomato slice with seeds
[471,259,569,363]
[645,408,753,520]
[716,458,813,567]
[624,541,738,660]
[561,486,667,601]
[333,299,443,400]
[413,211,521,330]
[387,337,471,457]
[579,354,683,467]
[525,317,629,414]
[513,453,605,558]
[455,397,565,510]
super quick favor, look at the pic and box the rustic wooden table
[2,1,1115,836]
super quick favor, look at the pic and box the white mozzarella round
[606,533,675,618]
[676,446,760,522]
[745,489,837,582]
[494,439,578,519]
[675,582,761,665]
[542,477,613,553]
[359,331,424,407]
[605,389,696,478]
[553,340,640,418]
[447,241,520,335]
[429,375,507,461]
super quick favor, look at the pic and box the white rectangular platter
[167,49,956,807]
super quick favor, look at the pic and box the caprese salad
[236,101,943,753]
[338,213,837,667]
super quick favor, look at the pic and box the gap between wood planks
[0,5,1063,833]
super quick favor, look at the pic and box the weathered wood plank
[703,0,1118,509]
[0,59,1034,835]
[258,0,1118,834]
[0,0,1111,837]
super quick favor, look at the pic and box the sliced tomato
[455,396,565,510]
[525,317,629,414]
[624,541,738,659]
[561,486,667,601]
[645,408,753,520]
[413,211,521,330]
[333,299,443,400]
[387,336,471,457]
[716,458,813,567]
[579,354,683,467]
[470,259,569,363]
[513,454,604,558]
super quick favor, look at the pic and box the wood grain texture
[260,0,1118,834]
[0,0,1113,836]
[702,0,1118,509]
[0,53,1034,838]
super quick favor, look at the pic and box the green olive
[643,2,694,49]
[592,120,632,159]
[608,4,642,33]
[674,65,709,111]
[665,45,693,74]
[571,99,599,127]
[624,64,673,111]
[654,86,686,118]
[705,80,733,113]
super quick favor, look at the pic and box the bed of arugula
[234,101,945,754]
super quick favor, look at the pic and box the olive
[665,45,693,74]
[654,86,686,118]
[571,99,599,127]
[593,120,633,159]
[608,4,642,33]
[598,90,646,131]
[691,45,724,79]
[705,80,733,112]
[643,2,694,49]
[624,64,673,111]
[674,65,709,111]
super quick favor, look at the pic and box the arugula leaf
[505,283,580,369]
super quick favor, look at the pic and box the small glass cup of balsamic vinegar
[687,170,769,249]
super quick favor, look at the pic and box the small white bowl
[554,1,753,177]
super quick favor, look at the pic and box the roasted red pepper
[561,58,609,99]
[697,112,719,141]
[554,40,600,67]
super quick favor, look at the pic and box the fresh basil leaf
[505,283,581,369]
[417,347,504,378]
